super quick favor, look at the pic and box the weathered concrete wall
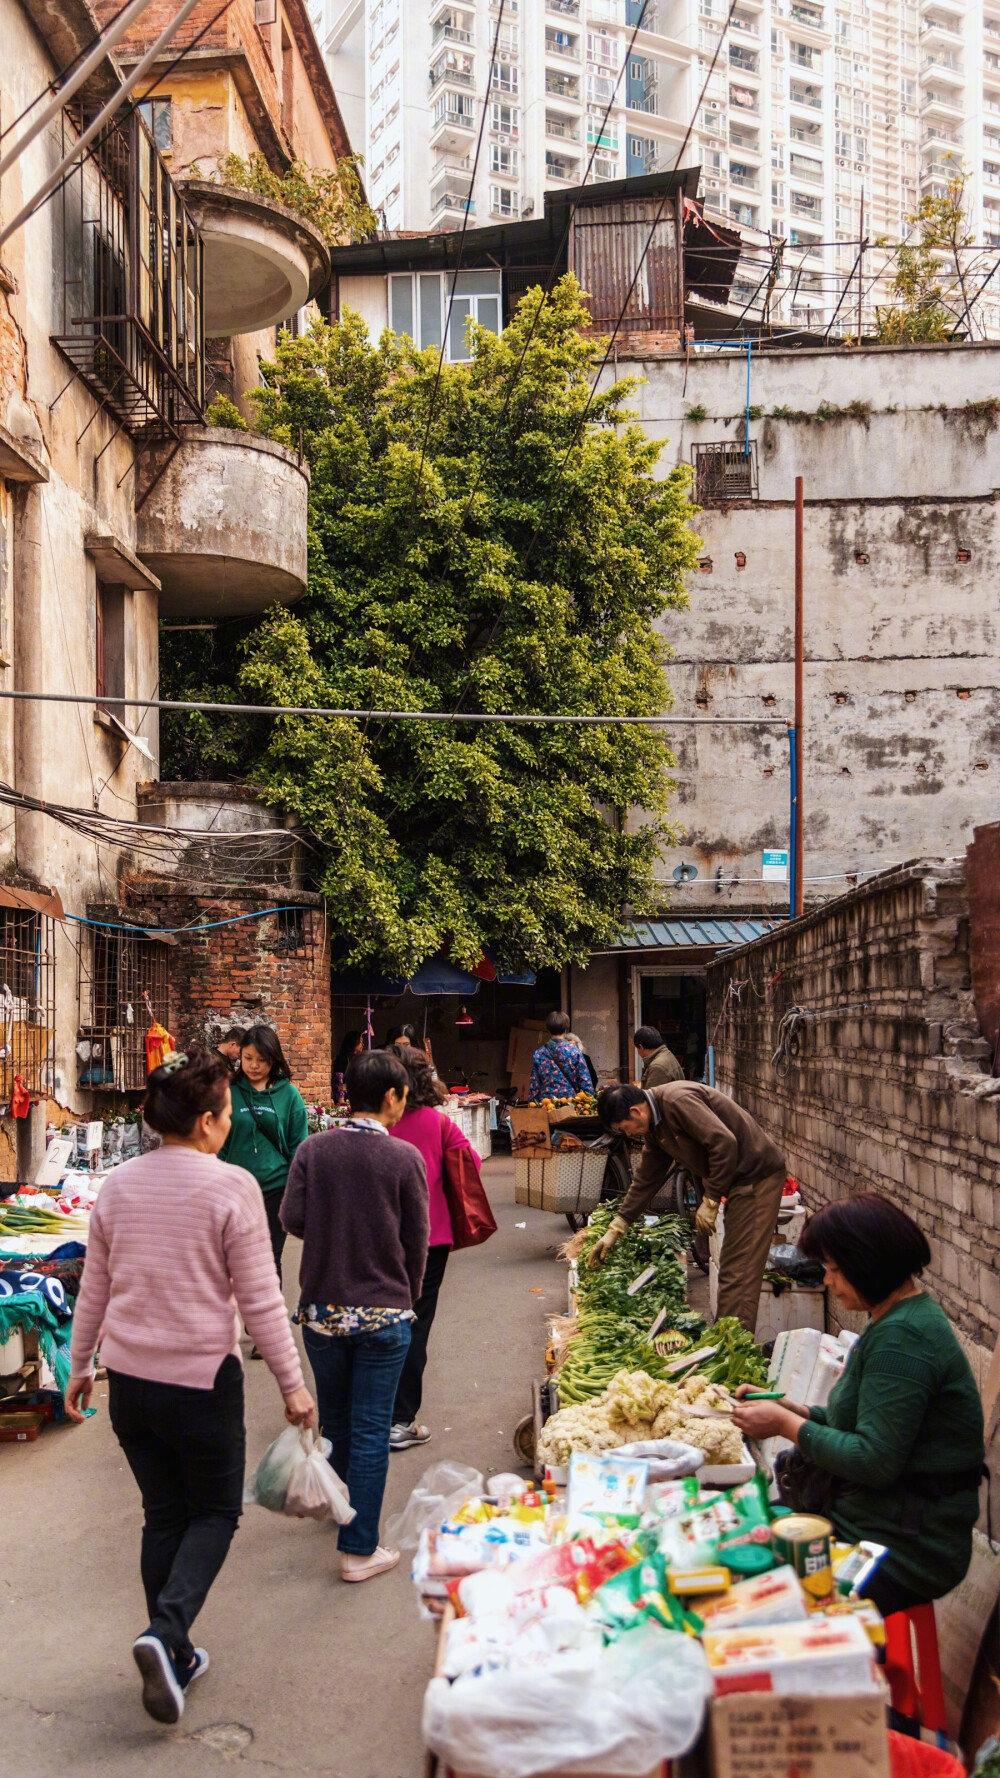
[0,0,162,1129]
[598,343,1000,919]
[568,955,621,1087]
[707,859,1000,1366]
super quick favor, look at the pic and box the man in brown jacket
[634,1026,684,1090]
[592,1080,786,1332]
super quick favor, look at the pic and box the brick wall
[132,884,331,1103]
[706,859,1000,1363]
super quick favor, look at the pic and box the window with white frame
[491,60,518,92]
[388,270,502,359]
[490,101,519,135]
[588,30,616,65]
[434,90,475,125]
[489,182,520,217]
[490,143,519,175]
[494,20,518,55]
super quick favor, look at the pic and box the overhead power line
[0,689,790,727]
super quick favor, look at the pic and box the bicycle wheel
[673,1167,702,1218]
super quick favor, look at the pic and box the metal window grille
[76,920,171,1092]
[54,108,204,441]
[693,440,759,503]
[0,910,56,1099]
[267,907,315,959]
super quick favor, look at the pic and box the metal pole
[787,723,797,920]
[857,191,865,340]
[0,0,156,183]
[794,477,805,917]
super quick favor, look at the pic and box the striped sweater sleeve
[69,1195,112,1377]
[225,1196,304,1395]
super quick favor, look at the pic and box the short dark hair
[798,1192,932,1307]
[390,1043,447,1109]
[598,1084,647,1127]
[241,1025,290,1082]
[546,1010,571,1037]
[221,1026,247,1046]
[386,1023,417,1046]
[634,1026,663,1050]
[143,1047,230,1137]
[346,1049,409,1113]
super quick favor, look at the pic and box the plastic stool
[884,1603,948,1748]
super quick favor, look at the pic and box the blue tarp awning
[330,951,536,996]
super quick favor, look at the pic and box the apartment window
[630,57,645,79]
[771,142,784,166]
[137,97,172,152]
[702,107,721,131]
[771,28,783,52]
[494,21,518,54]
[96,584,127,716]
[434,91,475,125]
[491,61,519,93]
[587,109,618,147]
[489,184,520,218]
[490,102,519,136]
[593,155,618,180]
[389,271,500,357]
[490,143,519,174]
[772,179,785,203]
[589,72,616,103]
[589,30,616,64]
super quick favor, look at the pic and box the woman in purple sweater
[280,1048,429,1582]
[385,1043,481,1452]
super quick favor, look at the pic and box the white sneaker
[389,1420,431,1450]
[340,1545,401,1583]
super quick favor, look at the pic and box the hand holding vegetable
[587,1214,629,1267]
[695,1196,720,1237]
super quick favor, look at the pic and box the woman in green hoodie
[220,1026,309,1287]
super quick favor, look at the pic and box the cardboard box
[708,1689,889,1778]
[508,1106,553,1157]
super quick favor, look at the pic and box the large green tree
[160,277,699,976]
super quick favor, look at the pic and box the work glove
[587,1214,629,1267]
[695,1196,720,1238]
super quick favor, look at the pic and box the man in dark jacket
[592,1080,786,1333]
[633,1025,684,1089]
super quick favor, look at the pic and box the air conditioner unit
[522,199,535,214]
[498,131,510,142]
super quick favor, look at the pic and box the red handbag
[442,1142,497,1250]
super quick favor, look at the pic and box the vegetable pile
[537,1368,747,1468]
[556,1206,702,1404]
[0,1201,89,1236]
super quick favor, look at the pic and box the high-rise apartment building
[315,0,1000,330]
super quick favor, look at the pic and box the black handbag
[774,1447,838,1517]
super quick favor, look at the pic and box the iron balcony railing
[53,108,204,440]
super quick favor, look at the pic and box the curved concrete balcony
[179,182,331,336]
[137,429,310,618]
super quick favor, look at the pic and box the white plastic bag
[384,1460,484,1551]
[612,1436,705,1482]
[245,1425,356,1525]
[422,1622,712,1778]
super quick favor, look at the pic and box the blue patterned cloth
[528,1039,593,1102]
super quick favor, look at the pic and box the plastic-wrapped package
[423,1621,712,1778]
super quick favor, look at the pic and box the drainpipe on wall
[12,483,48,1177]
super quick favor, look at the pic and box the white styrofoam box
[697,1439,757,1487]
[444,1098,492,1162]
[514,1151,605,1215]
[0,1328,25,1374]
[755,1284,826,1348]
[768,1327,824,1400]
[808,1334,849,1407]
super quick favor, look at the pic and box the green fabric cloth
[220,1076,309,1195]
[0,1291,72,1394]
[798,1292,984,1600]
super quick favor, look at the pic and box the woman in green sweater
[734,1192,984,1617]
[220,1026,309,1287]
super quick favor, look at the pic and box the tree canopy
[160,277,699,976]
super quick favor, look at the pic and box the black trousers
[263,1188,287,1282]
[108,1355,245,1667]
[393,1243,450,1425]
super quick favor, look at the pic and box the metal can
[771,1513,834,1603]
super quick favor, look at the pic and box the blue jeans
[302,1320,411,1556]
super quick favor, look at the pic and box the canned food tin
[771,1513,834,1603]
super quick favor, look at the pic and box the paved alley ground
[0,1157,566,1778]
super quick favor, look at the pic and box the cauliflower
[673,1416,744,1464]
[651,1404,680,1439]
[606,1370,662,1427]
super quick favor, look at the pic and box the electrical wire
[0,0,156,184]
[0,690,791,726]
[0,0,137,143]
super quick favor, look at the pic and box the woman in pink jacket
[386,1043,481,1450]
[65,1049,315,1727]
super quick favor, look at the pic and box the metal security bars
[54,108,205,440]
[693,439,759,503]
[0,910,56,1100]
[76,918,170,1092]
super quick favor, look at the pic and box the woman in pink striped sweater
[66,1049,315,1727]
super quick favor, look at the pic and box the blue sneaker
[133,1632,185,1724]
[176,1648,209,1692]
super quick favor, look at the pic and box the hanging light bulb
[454,1004,474,1027]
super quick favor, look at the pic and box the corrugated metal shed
[608,918,784,951]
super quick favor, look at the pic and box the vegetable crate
[514,1151,605,1216]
